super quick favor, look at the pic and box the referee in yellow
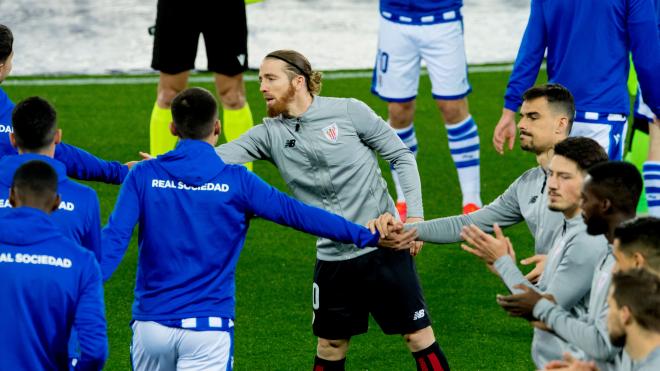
[149,0,254,170]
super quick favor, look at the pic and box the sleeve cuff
[493,254,515,272]
[533,298,555,321]
[503,99,520,113]
[366,230,380,247]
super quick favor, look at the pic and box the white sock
[445,115,482,206]
[390,122,417,202]
[643,161,660,217]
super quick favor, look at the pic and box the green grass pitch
[5,68,544,370]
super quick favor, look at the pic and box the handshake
[366,212,424,256]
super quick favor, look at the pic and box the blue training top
[0,86,129,184]
[101,139,379,324]
[0,207,107,371]
[380,0,463,25]
[504,0,660,117]
[0,154,102,261]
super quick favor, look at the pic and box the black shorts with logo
[312,249,432,339]
[151,0,248,75]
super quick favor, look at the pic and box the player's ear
[8,132,16,148]
[50,194,61,213]
[214,119,221,136]
[633,251,646,269]
[53,129,62,145]
[169,121,178,137]
[296,75,305,91]
[556,116,569,134]
[9,186,17,208]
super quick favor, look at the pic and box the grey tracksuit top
[410,166,563,254]
[618,347,660,371]
[533,250,619,371]
[215,96,422,261]
[493,215,608,369]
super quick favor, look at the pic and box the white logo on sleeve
[322,123,339,143]
[413,309,425,320]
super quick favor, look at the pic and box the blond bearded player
[215,50,449,371]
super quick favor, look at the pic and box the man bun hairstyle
[266,49,322,95]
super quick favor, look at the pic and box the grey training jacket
[216,96,422,261]
[617,347,660,371]
[493,215,608,369]
[533,250,619,371]
[411,166,563,254]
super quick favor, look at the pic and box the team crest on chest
[322,123,339,143]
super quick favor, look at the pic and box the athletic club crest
[322,123,339,143]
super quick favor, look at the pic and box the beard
[548,204,563,212]
[267,84,296,118]
[585,214,609,236]
[609,331,626,348]
[519,135,539,153]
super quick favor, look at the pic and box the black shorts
[312,249,432,339]
[151,0,248,75]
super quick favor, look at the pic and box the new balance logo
[285,139,296,148]
[236,54,246,66]
[413,309,425,320]
[529,196,538,204]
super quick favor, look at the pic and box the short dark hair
[12,97,58,151]
[11,160,58,201]
[522,83,575,132]
[171,88,217,140]
[614,217,660,272]
[586,162,643,215]
[553,137,608,172]
[0,24,13,63]
[612,269,660,333]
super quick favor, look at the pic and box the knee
[388,101,415,128]
[156,87,180,109]
[317,338,349,360]
[403,326,435,352]
[437,99,469,125]
[217,85,245,110]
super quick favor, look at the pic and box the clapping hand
[460,223,512,265]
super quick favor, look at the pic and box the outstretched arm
[215,124,272,164]
[55,142,128,184]
[239,169,417,248]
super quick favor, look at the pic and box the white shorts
[570,112,628,160]
[131,321,233,371]
[635,88,655,122]
[371,16,471,102]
